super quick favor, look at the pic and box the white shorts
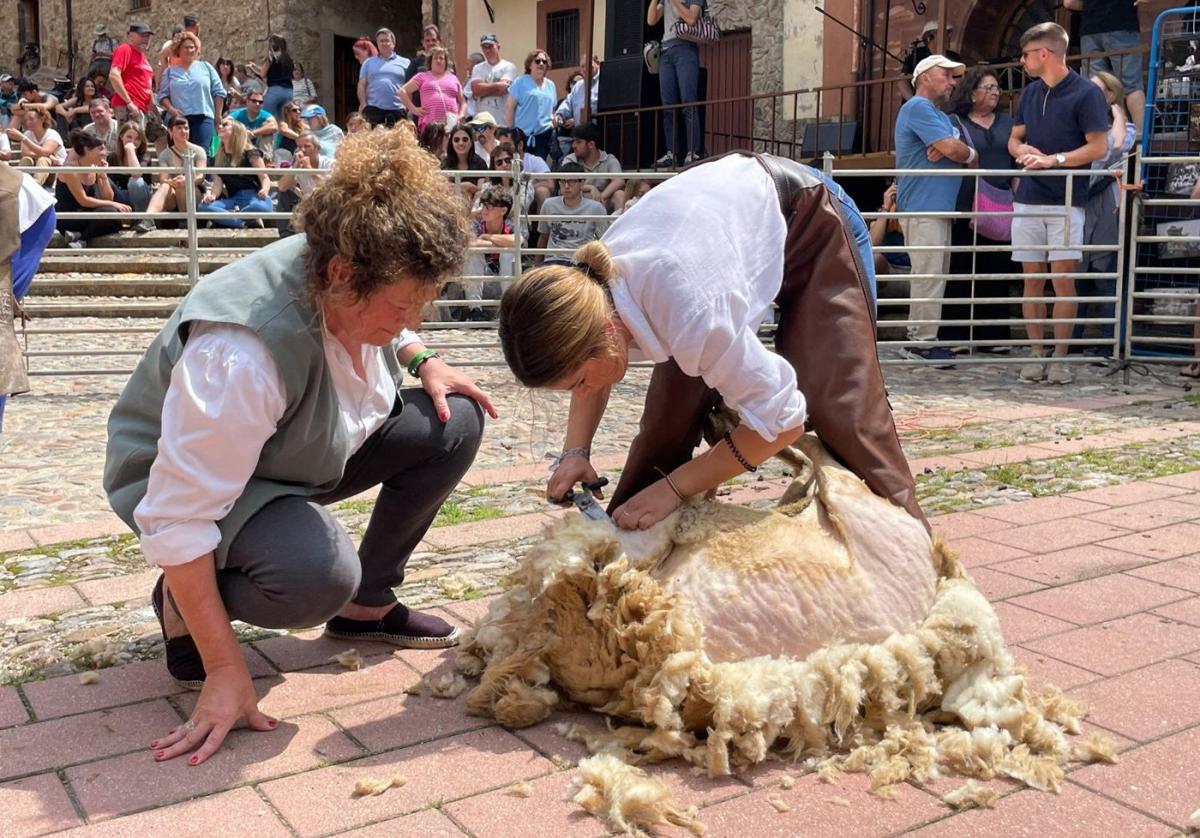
[1011,202,1086,263]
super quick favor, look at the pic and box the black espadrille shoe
[151,575,207,690]
[324,602,460,649]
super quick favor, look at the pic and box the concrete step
[48,228,279,250]
[22,298,179,319]
[38,253,240,276]
[28,275,192,298]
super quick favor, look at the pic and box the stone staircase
[23,228,278,319]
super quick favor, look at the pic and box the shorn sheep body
[456,435,1110,833]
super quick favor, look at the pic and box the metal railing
[14,151,1199,379]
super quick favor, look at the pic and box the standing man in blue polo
[894,53,976,365]
[358,28,409,127]
[1008,22,1109,385]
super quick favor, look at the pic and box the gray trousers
[218,389,484,629]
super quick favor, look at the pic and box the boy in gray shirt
[537,162,608,265]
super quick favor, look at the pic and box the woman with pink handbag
[939,66,1020,353]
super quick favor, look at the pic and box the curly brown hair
[296,125,472,303]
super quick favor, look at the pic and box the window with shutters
[546,9,580,69]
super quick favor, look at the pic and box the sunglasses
[532,58,549,66]
[453,135,471,142]
[249,98,264,104]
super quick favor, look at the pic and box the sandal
[324,602,460,649]
[151,575,207,690]
[1181,362,1200,379]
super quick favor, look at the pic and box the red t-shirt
[110,43,153,110]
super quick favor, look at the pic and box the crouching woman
[103,127,496,765]
[499,152,924,531]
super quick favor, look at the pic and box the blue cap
[300,104,326,119]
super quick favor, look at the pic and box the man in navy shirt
[894,54,976,364]
[1008,22,1109,385]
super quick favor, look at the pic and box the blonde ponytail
[499,242,619,387]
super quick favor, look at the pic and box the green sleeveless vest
[103,235,405,566]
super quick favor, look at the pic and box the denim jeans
[262,84,294,120]
[1081,30,1144,93]
[815,170,877,309]
[197,188,273,228]
[185,115,215,159]
[659,41,701,157]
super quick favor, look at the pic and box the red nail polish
[269,719,278,728]
[189,756,199,765]
[155,751,165,759]
[150,741,158,748]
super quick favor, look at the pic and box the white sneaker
[1046,363,1074,385]
[683,152,701,164]
[1019,362,1045,382]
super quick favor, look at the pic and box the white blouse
[602,154,804,441]
[133,321,419,567]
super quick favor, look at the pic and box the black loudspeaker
[597,53,656,111]
[605,0,662,58]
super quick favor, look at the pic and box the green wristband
[406,349,441,377]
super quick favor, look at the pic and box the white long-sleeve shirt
[602,154,804,442]
[132,321,419,567]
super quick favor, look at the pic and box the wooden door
[333,35,359,127]
[699,29,751,155]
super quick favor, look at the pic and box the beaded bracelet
[654,467,685,501]
[548,446,591,471]
[723,431,757,473]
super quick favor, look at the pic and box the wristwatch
[1054,153,1067,167]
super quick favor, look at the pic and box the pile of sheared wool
[456,435,1112,835]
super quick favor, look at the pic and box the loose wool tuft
[457,435,1108,833]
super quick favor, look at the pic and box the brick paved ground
[3,363,1200,836]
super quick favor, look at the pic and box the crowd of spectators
[889,13,1141,384]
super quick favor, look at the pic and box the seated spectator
[291,62,318,106]
[157,32,225,157]
[0,74,18,128]
[234,64,265,102]
[87,69,113,101]
[868,181,911,274]
[215,58,241,114]
[275,132,331,236]
[7,109,66,183]
[469,111,498,163]
[276,101,305,162]
[11,79,59,120]
[82,97,120,156]
[443,124,488,204]
[552,55,601,159]
[419,121,448,160]
[56,78,100,132]
[229,90,278,158]
[462,183,518,320]
[496,126,552,212]
[400,46,465,133]
[613,176,652,217]
[301,105,344,158]
[537,161,606,265]
[197,118,272,227]
[0,130,12,162]
[560,121,624,213]
[106,120,157,232]
[505,49,556,159]
[55,131,133,247]
[153,116,209,219]
[345,110,368,135]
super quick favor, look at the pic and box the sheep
[456,434,1107,834]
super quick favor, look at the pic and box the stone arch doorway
[959,0,1064,64]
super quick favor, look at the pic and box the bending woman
[104,127,496,765]
[499,152,924,529]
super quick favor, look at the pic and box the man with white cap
[894,53,976,365]
[470,34,517,127]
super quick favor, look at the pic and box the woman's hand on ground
[418,357,498,422]
[546,454,598,504]
[612,480,681,530]
[150,664,276,766]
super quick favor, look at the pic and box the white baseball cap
[912,54,964,79]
